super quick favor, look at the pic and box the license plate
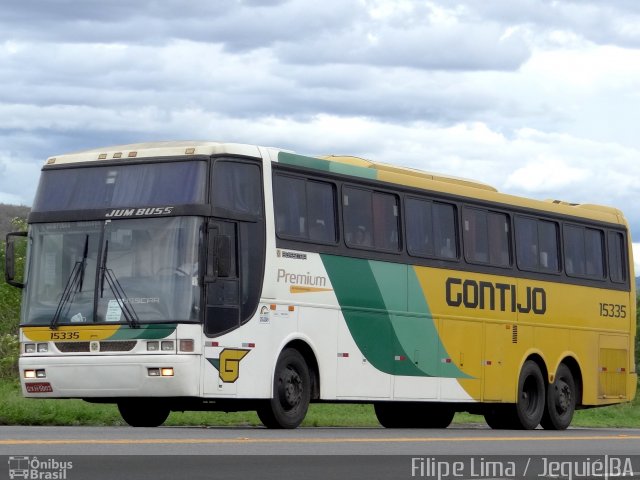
[25,382,53,393]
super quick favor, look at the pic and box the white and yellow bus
[5,141,636,429]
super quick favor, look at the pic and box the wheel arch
[556,355,584,407]
[522,351,549,384]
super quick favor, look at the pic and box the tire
[484,361,546,430]
[375,402,455,428]
[374,402,405,428]
[418,404,455,428]
[257,348,311,429]
[514,360,546,429]
[118,400,170,427]
[540,364,576,430]
[483,405,514,429]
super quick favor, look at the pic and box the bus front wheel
[514,360,546,429]
[257,348,311,429]
[540,363,576,430]
[118,399,170,427]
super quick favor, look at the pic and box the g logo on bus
[207,349,250,383]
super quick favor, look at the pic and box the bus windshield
[32,160,207,212]
[22,217,202,326]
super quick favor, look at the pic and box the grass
[2,378,639,428]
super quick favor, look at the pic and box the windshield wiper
[50,235,89,330]
[99,240,140,329]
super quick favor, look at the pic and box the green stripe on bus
[278,152,378,180]
[321,255,469,378]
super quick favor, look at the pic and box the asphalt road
[2,426,640,479]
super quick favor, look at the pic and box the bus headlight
[37,344,49,353]
[24,344,36,354]
[161,341,174,352]
[147,341,159,351]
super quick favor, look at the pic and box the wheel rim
[277,365,303,411]
[553,380,572,415]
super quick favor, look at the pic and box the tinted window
[32,161,207,212]
[564,225,604,279]
[373,192,399,251]
[515,217,559,273]
[212,161,262,216]
[344,187,374,248]
[585,229,604,277]
[608,231,627,283]
[343,187,399,251]
[406,198,457,260]
[463,207,510,267]
[273,175,337,244]
[307,181,337,243]
[274,175,306,237]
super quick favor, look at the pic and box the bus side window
[406,197,434,257]
[307,181,337,243]
[463,207,489,264]
[372,192,399,251]
[463,207,510,267]
[538,220,559,272]
[212,161,263,217]
[563,225,605,279]
[343,187,373,248]
[274,175,306,237]
[608,231,627,283]
[343,186,399,251]
[273,175,337,243]
[433,203,457,259]
[515,217,559,273]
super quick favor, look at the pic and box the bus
[5,141,636,430]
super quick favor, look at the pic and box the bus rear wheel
[118,400,170,427]
[540,364,576,430]
[484,360,545,430]
[257,348,310,429]
[374,402,455,428]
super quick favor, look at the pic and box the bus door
[202,158,266,396]
[203,219,241,395]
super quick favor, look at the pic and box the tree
[0,217,27,379]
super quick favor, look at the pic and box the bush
[0,333,19,379]
[0,216,26,379]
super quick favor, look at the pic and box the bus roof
[44,141,278,165]
[320,155,623,222]
[321,155,498,192]
[282,152,627,227]
[44,141,626,227]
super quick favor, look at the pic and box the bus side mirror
[5,232,28,289]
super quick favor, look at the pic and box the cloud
[1,0,640,247]
[505,159,591,193]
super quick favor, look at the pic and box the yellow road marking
[1,434,639,446]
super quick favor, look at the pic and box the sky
[1,0,640,269]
